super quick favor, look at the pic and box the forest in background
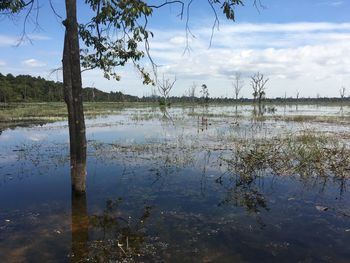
[0,72,349,104]
[0,73,138,103]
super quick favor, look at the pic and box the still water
[0,105,350,262]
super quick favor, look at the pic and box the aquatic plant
[223,130,350,179]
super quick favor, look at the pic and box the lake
[0,104,350,262]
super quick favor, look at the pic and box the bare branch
[251,72,268,103]
[233,72,244,100]
[156,73,176,104]
[149,1,185,19]
[49,0,62,19]
[207,0,220,48]
[340,86,346,99]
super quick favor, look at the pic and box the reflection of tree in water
[71,195,160,262]
[216,171,269,215]
[214,152,270,228]
[71,193,89,262]
[197,105,209,133]
[159,105,174,123]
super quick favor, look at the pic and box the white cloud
[22,59,46,67]
[0,60,6,67]
[317,1,344,7]
[27,34,52,41]
[8,22,347,98]
[28,133,48,142]
[131,22,350,97]
[0,34,50,47]
[0,35,17,46]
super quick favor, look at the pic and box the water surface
[0,105,350,262]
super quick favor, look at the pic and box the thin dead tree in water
[296,90,299,111]
[233,72,244,101]
[156,74,176,107]
[188,82,197,114]
[232,72,244,114]
[251,72,268,115]
[340,86,346,113]
[188,82,197,103]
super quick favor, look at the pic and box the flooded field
[1,104,350,262]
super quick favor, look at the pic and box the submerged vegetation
[224,130,350,180]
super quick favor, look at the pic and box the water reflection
[1,105,350,262]
[216,173,269,214]
[159,106,173,123]
[71,193,88,262]
[71,194,153,262]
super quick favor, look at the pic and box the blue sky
[0,0,350,98]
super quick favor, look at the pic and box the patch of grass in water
[224,130,350,179]
[274,115,350,124]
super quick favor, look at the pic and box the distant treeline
[140,96,349,104]
[0,73,138,103]
[0,73,349,104]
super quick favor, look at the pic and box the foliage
[0,72,137,103]
[1,0,246,86]
[0,0,28,13]
[79,0,154,83]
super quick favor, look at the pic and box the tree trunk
[63,0,87,193]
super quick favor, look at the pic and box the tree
[188,82,197,103]
[0,80,12,103]
[340,86,346,100]
[200,84,210,103]
[251,72,268,106]
[1,0,249,193]
[232,72,244,101]
[157,74,176,106]
[296,90,300,111]
[339,86,346,113]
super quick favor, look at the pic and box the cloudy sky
[0,0,350,98]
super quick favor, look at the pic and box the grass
[0,102,154,130]
[223,130,350,179]
[273,115,350,124]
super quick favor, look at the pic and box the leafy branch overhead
[1,0,250,84]
[79,0,154,84]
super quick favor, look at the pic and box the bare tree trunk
[63,0,87,193]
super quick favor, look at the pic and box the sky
[0,0,350,98]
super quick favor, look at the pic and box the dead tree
[251,72,269,114]
[296,90,300,111]
[233,72,244,101]
[188,82,197,103]
[340,86,346,112]
[157,74,176,106]
[340,86,346,100]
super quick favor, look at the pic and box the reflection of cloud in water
[0,134,12,142]
[28,133,48,142]
[0,154,17,164]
